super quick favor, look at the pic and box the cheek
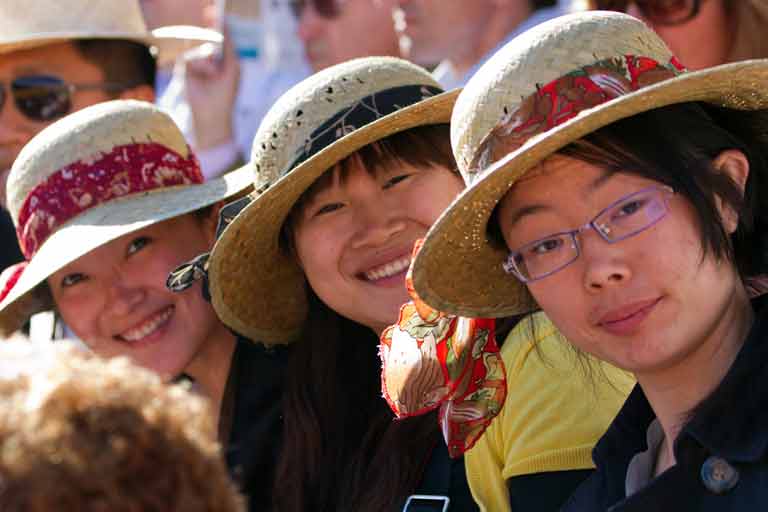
[294,224,343,282]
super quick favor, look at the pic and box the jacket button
[700,456,739,494]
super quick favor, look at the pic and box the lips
[117,305,174,343]
[595,297,662,336]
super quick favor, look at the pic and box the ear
[201,201,224,247]
[118,84,155,103]
[712,149,750,234]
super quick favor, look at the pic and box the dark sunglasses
[289,0,341,19]
[594,0,700,25]
[0,75,136,122]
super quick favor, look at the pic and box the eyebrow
[505,168,616,228]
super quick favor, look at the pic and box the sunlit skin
[292,157,463,334]
[297,0,400,71]
[497,152,753,471]
[0,42,154,207]
[48,211,235,414]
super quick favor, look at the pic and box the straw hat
[411,11,768,318]
[206,56,459,344]
[0,0,221,63]
[0,100,252,335]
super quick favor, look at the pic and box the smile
[364,256,411,282]
[118,305,174,343]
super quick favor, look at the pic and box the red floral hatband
[469,54,686,174]
[16,143,203,259]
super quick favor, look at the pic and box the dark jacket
[563,298,768,511]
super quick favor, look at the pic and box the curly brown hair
[0,343,244,512]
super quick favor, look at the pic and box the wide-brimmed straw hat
[0,0,221,64]
[411,11,768,318]
[0,100,252,336]
[206,56,459,344]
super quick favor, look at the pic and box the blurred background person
[588,0,768,69]
[291,0,400,71]
[0,340,244,512]
[159,0,310,179]
[395,0,567,89]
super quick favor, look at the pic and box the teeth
[121,307,173,342]
[365,257,411,281]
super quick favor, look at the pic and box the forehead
[0,42,105,79]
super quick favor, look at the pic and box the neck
[637,285,753,471]
[185,324,237,425]
[448,2,533,77]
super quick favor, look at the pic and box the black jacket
[563,298,768,511]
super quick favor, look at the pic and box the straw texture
[412,12,768,318]
[208,57,458,344]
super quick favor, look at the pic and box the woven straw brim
[413,60,768,318]
[0,165,252,336]
[208,89,460,345]
[0,26,221,60]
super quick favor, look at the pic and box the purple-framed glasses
[503,185,674,282]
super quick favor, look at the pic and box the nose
[106,274,145,316]
[579,229,632,292]
[347,174,406,249]
[297,3,323,44]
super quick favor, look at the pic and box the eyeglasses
[0,75,136,122]
[594,0,700,26]
[503,185,674,283]
[288,0,341,18]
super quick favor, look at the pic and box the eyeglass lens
[505,187,671,282]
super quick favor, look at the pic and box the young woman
[0,99,285,511]
[412,11,768,509]
[205,56,630,511]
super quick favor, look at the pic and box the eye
[127,236,151,256]
[61,273,86,288]
[527,237,564,256]
[382,174,411,190]
[612,198,647,219]
[312,202,345,217]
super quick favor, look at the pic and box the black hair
[73,39,156,92]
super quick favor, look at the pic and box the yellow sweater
[465,313,634,512]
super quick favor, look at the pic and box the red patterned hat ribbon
[380,240,507,458]
[470,54,686,173]
[16,143,203,260]
[0,262,28,304]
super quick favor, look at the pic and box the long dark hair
[272,124,456,511]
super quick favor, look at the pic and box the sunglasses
[594,0,700,25]
[0,75,135,122]
[289,0,342,18]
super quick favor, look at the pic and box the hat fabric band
[285,84,444,177]
[17,142,203,259]
[470,54,686,174]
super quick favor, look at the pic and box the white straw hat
[206,56,459,344]
[412,11,768,318]
[0,0,221,63]
[0,100,252,335]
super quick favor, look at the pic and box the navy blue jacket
[562,299,768,511]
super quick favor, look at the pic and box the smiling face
[48,211,227,380]
[497,154,748,378]
[291,156,463,333]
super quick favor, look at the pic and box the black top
[0,209,23,272]
[563,297,768,511]
[220,337,290,512]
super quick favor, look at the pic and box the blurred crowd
[0,0,767,511]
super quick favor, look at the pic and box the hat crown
[0,0,148,42]
[7,100,190,226]
[451,11,673,182]
[248,56,441,192]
